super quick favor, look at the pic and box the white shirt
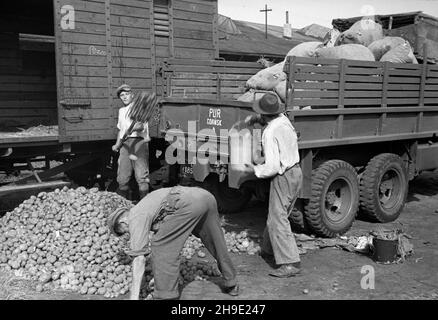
[117,103,150,142]
[254,113,300,179]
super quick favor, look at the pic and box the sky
[218,0,438,28]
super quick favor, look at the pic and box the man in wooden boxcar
[244,93,303,278]
[107,185,240,300]
[112,84,150,200]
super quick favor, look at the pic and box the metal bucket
[372,237,399,263]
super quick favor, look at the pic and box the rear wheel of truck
[202,175,252,214]
[359,153,407,222]
[304,160,359,238]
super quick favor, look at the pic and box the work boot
[269,264,301,278]
[116,188,129,200]
[223,284,240,297]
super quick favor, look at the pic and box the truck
[154,11,438,237]
[1,1,438,238]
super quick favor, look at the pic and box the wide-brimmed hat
[252,93,285,115]
[116,84,132,98]
[107,207,130,236]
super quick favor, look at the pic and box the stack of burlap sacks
[238,18,418,103]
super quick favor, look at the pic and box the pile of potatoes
[0,187,133,298]
[0,186,261,298]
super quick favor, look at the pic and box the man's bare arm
[130,255,146,300]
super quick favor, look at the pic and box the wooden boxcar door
[53,0,153,143]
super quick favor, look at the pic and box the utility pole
[260,4,272,39]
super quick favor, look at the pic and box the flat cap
[116,84,132,97]
[107,206,130,236]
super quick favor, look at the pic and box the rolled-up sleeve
[254,130,281,178]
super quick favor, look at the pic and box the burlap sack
[284,41,322,59]
[246,62,286,90]
[368,37,411,61]
[315,44,375,61]
[336,19,384,47]
[380,42,418,64]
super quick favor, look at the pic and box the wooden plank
[173,48,216,60]
[72,23,150,39]
[62,66,151,78]
[174,28,213,40]
[389,69,422,76]
[61,84,153,98]
[62,43,150,58]
[164,59,261,68]
[345,66,383,75]
[170,73,253,81]
[289,56,343,66]
[62,76,149,88]
[61,32,150,48]
[174,19,212,32]
[295,65,340,74]
[166,65,261,74]
[62,55,150,68]
[172,9,212,23]
[382,62,389,107]
[290,98,427,106]
[173,0,215,14]
[173,38,213,50]
[170,79,246,88]
[110,0,149,9]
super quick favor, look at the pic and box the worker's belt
[151,186,183,232]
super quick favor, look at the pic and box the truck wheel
[289,199,310,233]
[359,153,407,222]
[304,160,359,238]
[202,175,252,214]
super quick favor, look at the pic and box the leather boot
[116,188,129,200]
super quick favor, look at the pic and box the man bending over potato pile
[107,185,239,300]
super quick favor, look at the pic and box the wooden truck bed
[158,56,438,150]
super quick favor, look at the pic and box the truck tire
[289,199,310,234]
[202,175,252,214]
[359,153,407,222]
[304,160,359,238]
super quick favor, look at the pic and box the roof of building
[296,23,331,40]
[332,11,438,31]
[218,15,321,59]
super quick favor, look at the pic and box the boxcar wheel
[304,160,359,238]
[359,153,407,222]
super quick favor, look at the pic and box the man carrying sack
[112,84,150,200]
[107,185,240,300]
[244,93,303,278]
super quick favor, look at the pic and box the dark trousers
[151,186,237,300]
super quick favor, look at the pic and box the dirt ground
[1,172,438,300]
